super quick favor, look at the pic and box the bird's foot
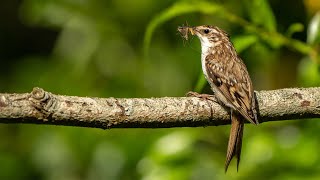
[186,91,217,102]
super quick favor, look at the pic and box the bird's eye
[204,29,210,34]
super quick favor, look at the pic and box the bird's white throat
[199,37,211,55]
[198,37,213,81]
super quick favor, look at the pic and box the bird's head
[190,25,229,47]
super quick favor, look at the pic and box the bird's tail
[225,111,244,173]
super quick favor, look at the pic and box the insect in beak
[177,25,194,41]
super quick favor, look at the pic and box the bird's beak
[189,27,195,35]
[191,27,201,37]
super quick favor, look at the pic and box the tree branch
[0,87,319,129]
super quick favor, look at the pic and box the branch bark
[0,87,319,129]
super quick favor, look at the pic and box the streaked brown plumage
[178,25,258,172]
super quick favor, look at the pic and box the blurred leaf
[286,23,304,37]
[53,18,100,69]
[143,1,223,58]
[194,73,207,92]
[138,130,197,180]
[298,57,320,86]
[232,34,258,53]
[151,131,195,160]
[307,12,320,45]
[244,0,277,31]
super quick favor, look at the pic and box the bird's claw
[186,91,217,102]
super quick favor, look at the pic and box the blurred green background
[1,0,320,179]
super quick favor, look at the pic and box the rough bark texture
[0,87,319,129]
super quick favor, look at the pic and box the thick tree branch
[0,87,319,129]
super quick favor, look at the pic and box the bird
[178,25,258,172]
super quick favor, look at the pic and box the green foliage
[286,23,304,38]
[232,35,258,53]
[1,0,320,179]
[243,0,277,31]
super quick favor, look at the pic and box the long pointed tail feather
[225,111,244,173]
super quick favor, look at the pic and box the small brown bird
[178,25,258,172]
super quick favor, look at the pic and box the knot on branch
[29,87,58,119]
[31,87,46,100]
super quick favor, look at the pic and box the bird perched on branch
[178,25,258,172]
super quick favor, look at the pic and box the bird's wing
[205,54,258,124]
